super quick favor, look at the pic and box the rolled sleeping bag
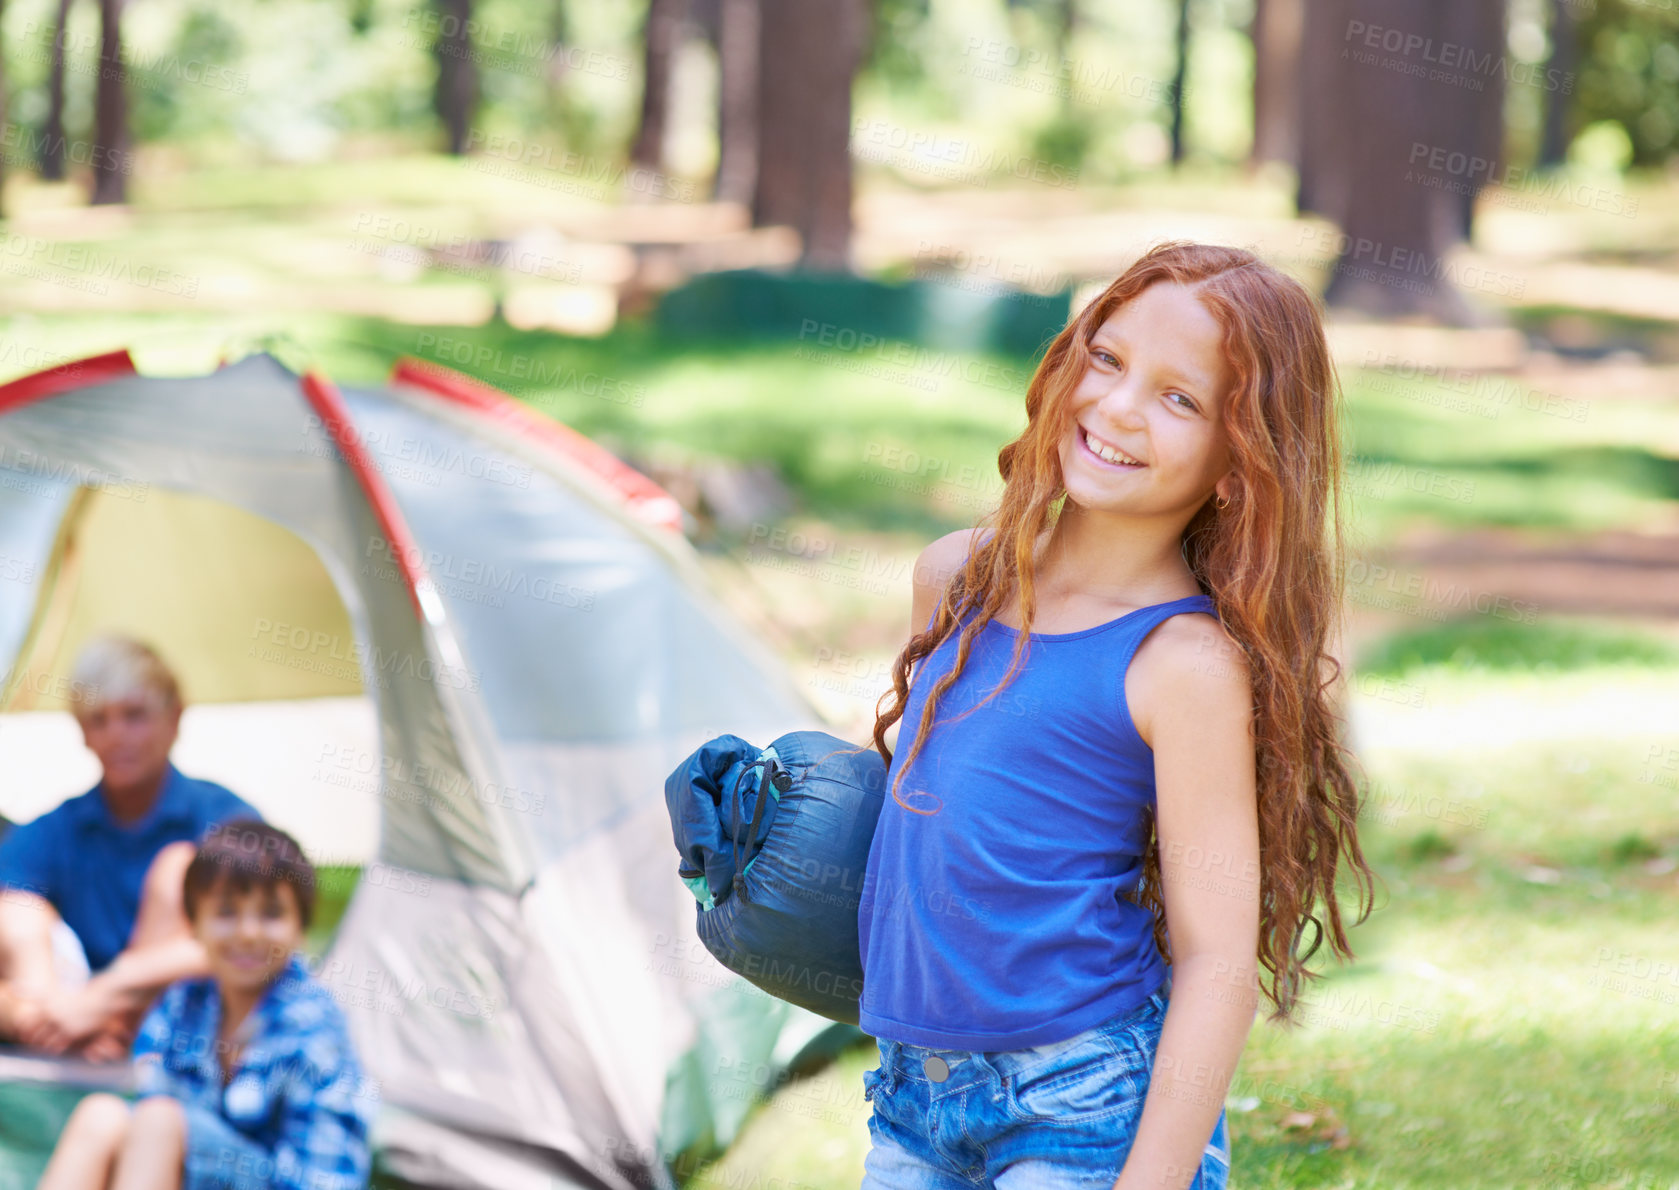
[664,729,887,1024]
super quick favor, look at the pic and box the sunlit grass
[1356,615,1679,676]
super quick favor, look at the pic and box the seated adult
[0,635,259,1061]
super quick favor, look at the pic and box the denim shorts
[860,988,1230,1190]
[180,1102,278,1190]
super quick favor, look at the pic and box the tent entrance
[0,484,381,865]
[4,484,363,712]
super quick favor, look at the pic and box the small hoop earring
[1215,493,1231,510]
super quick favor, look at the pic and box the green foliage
[1575,0,1679,166]
[1028,105,1095,169]
[1402,828,1457,861]
[865,0,934,87]
[1607,831,1662,864]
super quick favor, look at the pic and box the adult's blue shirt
[0,761,260,971]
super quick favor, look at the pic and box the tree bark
[433,0,477,156]
[1438,0,1506,238]
[1299,0,1507,322]
[631,0,690,172]
[752,0,863,269]
[546,0,570,86]
[1169,0,1192,164]
[1250,0,1303,168]
[712,0,758,204]
[0,0,7,215]
[1294,0,1346,219]
[41,0,73,181]
[90,0,126,205]
[1538,0,1575,168]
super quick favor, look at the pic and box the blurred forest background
[0,0,1677,1188]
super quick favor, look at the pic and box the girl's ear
[1214,472,1239,505]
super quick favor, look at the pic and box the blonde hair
[68,635,182,720]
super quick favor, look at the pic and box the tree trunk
[1250,0,1303,169]
[1294,0,1346,218]
[90,0,126,205]
[41,0,72,181]
[434,0,477,156]
[1300,0,1507,322]
[631,0,689,172]
[0,0,7,215]
[1438,0,1506,238]
[1169,0,1191,164]
[546,0,570,86]
[1538,0,1575,168]
[712,0,758,204]
[1054,0,1077,78]
[752,0,862,269]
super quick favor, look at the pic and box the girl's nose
[1096,377,1148,429]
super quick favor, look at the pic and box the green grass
[1355,615,1679,677]
[307,864,363,955]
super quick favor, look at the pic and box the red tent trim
[300,371,428,621]
[388,356,684,534]
[0,350,137,417]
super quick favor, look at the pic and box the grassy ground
[1,158,1677,1188]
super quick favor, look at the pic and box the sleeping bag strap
[729,751,788,905]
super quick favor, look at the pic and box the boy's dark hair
[183,818,317,930]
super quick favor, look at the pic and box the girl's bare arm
[1114,615,1261,1190]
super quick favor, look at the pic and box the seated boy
[37,819,376,1190]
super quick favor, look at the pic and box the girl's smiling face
[1059,281,1236,518]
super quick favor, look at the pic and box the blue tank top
[856,585,1220,1050]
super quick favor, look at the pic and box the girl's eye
[1091,347,1118,367]
[1168,392,1197,411]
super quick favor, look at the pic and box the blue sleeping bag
[664,730,887,1024]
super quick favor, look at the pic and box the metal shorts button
[923,1055,949,1082]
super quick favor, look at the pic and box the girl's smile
[1076,423,1146,469]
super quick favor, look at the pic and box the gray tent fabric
[0,352,852,1189]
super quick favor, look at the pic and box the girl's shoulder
[911,527,992,632]
[1127,608,1250,747]
[915,526,991,573]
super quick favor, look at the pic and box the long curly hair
[866,240,1377,1023]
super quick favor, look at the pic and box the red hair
[868,240,1377,1022]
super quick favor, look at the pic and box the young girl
[855,241,1376,1190]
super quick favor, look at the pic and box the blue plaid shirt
[132,954,377,1190]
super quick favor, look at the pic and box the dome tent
[0,348,844,1189]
